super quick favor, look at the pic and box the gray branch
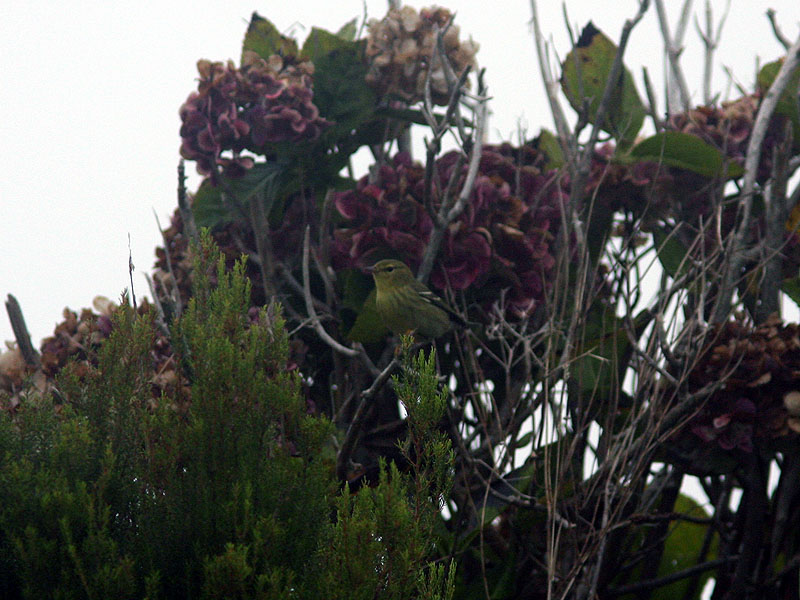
[654,0,693,113]
[712,33,800,323]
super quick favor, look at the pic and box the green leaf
[536,129,564,169]
[652,495,718,600]
[336,18,358,42]
[560,22,645,146]
[298,30,379,186]
[573,308,625,398]
[241,12,298,63]
[758,58,800,149]
[782,276,800,310]
[630,131,745,179]
[573,306,651,409]
[307,34,376,135]
[616,494,717,600]
[192,179,238,229]
[192,162,287,229]
[652,226,690,278]
[301,27,348,63]
[585,199,615,266]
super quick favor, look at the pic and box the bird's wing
[416,286,468,327]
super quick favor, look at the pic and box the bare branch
[713,33,800,322]
[4,294,40,368]
[529,0,575,164]
[336,357,400,480]
[642,66,663,130]
[302,226,360,358]
[417,71,489,283]
[153,209,184,317]
[766,9,791,50]
[608,557,736,596]
[177,159,198,242]
[695,0,730,104]
[654,0,692,112]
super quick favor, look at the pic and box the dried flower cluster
[179,55,330,178]
[587,95,800,267]
[331,144,566,317]
[31,297,181,402]
[0,343,26,393]
[684,314,800,453]
[152,209,282,308]
[365,5,479,105]
[586,142,666,221]
[39,297,117,378]
[667,95,758,175]
[153,211,194,307]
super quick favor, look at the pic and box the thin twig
[766,9,791,50]
[177,159,198,242]
[642,66,664,130]
[654,0,692,113]
[530,0,575,164]
[301,226,360,358]
[143,273,170,336]
[335,358,400,480]
[570,1,650,209]
[417,65,489,283]
[756,123,792,321]
[127,233,137,311]
[695,0,730,104]
[608,557,736,596]
[153,209,184,317]
[249,190,277,299]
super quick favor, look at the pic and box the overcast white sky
[1,1,798,346]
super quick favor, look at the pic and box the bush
[0,233,454,599]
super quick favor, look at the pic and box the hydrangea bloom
[331,144,566,317]
[179,55,330,178]
[365,5,479,105]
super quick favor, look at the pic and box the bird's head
[369,259,415,290]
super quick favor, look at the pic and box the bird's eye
[386,266,394,272]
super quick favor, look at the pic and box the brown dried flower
[365,5,479,105]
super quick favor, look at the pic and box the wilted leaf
[630,131,745,179]
[560,22,645,146]
[241,12,298,63]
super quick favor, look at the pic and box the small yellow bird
[369,259,466,339]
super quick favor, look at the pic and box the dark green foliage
[0,234,455,599]
[318,341,455,600]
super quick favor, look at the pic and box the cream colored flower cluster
[365,5,479,105]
